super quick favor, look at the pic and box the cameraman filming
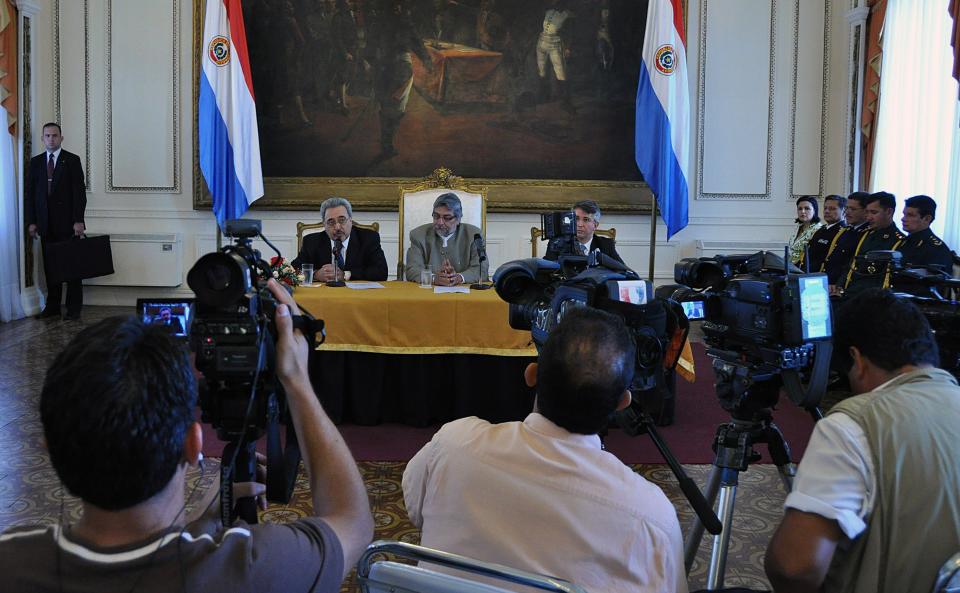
[765,288,960,593]
[0,280,374,592]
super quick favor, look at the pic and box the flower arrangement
[270,256,301,288]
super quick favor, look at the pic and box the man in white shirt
[403,307,687,593]
[765,288,960,593]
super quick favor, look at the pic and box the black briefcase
[44,235,115,284]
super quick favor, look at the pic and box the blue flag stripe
[635,62,689,239]
[198,74,252,228]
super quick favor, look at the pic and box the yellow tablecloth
[293,281,536,356]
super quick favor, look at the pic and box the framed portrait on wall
[192,0,677,212]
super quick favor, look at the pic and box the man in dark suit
[823,191,870,291]
[291,197,388,282]
[544,200,624,263]
[25,123,86,320]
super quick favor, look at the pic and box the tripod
[683,408,796,589]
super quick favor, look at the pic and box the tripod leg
[706,469,739,589]
[684,464,723,573]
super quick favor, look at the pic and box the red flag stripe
[222,0,255,99]
[670,0,687,48]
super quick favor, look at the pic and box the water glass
[301,264,314,286]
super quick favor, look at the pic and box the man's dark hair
[904,194,937,221]
[834,288,938,373]
[824,194,847,210]
[864,191,896,211]
[41,316,198,510]
[433,192,463,219]
[535,307,635,434]
[42,122,62,134]
[847,191,870,208]
[573,200,602,222]
[794,196,821,224]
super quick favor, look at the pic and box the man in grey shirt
[404,192,487,286]
[0,280,374,593]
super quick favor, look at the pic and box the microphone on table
[471,233,493,290]
[326,238,346,287]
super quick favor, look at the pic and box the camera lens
[187,252,251,307]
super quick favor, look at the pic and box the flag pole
[648,196,658,282]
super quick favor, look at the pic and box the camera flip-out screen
[797,275,831,341]
[136,298,195,338]
[681,300,706,321]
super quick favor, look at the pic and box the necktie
[47,153,55,194]
[580,243,588,256]
[334,240,345,270]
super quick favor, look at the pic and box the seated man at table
[402,307,687,593]
[292,196,388,282]
[404,192,487,286]
[544,199,624,263]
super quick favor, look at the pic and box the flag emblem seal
[208,36,231,67]
[654,45,675,75]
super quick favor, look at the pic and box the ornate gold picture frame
[192,0,666,214]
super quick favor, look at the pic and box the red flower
[270,256,283,267]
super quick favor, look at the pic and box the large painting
[193,0,664,212]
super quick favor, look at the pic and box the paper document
[434,286,470,294]
[347,282,385,290]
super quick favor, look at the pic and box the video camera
[663,251,833,415]
[493,222,688,423]
[143,219,324,525]
[864,250,960,379]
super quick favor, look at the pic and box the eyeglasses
[324,216,350,228]
[432,213,457,223]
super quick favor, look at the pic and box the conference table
[294,281,537,426]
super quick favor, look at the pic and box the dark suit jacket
[804,222,847,274]
[544,234,624,264]
[25,149,86,240]
[291,226,388,281]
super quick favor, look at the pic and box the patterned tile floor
[0,306,783,591]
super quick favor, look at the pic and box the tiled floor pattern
[0,307,783,591]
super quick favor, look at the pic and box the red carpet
[202,344,816,465]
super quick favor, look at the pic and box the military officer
[841,191,906,299]
[805,194,848,274]
[898,195,955,271]
[824,192,870,290]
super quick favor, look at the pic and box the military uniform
[842,223,907,298]
[804,222,847,274]
[898,228,955,271]
[822,222,868,285]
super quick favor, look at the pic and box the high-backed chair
[397,167,487,279]
[357,540,587,593]
[296,220,380,253]
[530,227,617,257]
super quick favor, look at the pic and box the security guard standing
[841,191,906,299]
[898,194,955,271]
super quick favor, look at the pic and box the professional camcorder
[662,251,833,415]
[493,251,686,403]
[494,234,723,536]
[165,219,324,524]
[864,250,960,379]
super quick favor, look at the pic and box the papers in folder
[347,282,385,290]
[434,286,470,294]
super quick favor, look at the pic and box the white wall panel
[700,0,773,196]
[790,0,828,197]
[107,0,178,191]
[54,0,90,188]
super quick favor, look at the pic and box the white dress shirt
[403,413,688,593]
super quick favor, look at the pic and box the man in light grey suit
[404,193,487,286]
